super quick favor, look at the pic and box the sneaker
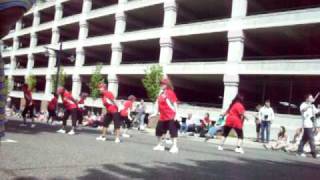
[311,153,320,159]
[122,133,131,138]
[30,124,36,128]
[169,146,179,154]
[56,129,66,134]
[235,147,245,154]
[96,136,106,141]
[218,145,224,151]
[68,129,75,135]
[19,123,27,127]
[298,153,306,158]
[165,139,173,145]
[153,144,165,151]
[115,138,121,143]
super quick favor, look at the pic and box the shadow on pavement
[77,158,320,180]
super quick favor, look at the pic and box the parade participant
[77,92,88,128]
[150,78,179,154]
[56,87,78,135]
[259,100,275,144]
[120,95,136,138]
[297,94,319,158]
[47,93,58,124]
[96,83,122,143]
[21,84,35,128]
[218,94,247,154]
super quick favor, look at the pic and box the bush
[26,75,37,91]
[89,64,105,100]
[142,65,163,102]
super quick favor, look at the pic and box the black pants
[121,116,132,129]
[223,126,244,139]
[22,104,34,123]
[62,109,78,127]
[156,120,178,138]
[103,112,121,129]
[47,108,56,122]
[298,128,317,155]
[78,110,84,125]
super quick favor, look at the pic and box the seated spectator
[186,114,202,134]
[205,115,225,141]
[179,117,188,135]
[199,113,213,137]
[264,126,288,150]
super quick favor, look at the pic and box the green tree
[51,67,67,92]
[142,65,163,102]
[3,77,9,96]
[26,75,37,91]
[89,64,105,100]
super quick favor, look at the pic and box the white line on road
[1,139,18,143]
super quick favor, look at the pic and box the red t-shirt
[101,90,118,113]
[78,98,85,112]
[62,91,77,110]
[48,97,57,111]
[24,89,33,106]
[201,117,211,128]
[225,102,245,129]
[120,100,133,117]
[158,89,178,121]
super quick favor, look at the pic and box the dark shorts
[22,104,34,118]
[47,108,56,118]
[121,116,132,129]
[223,126,244,139]
[256,123,261,133]
[103,112,121,129]
[156,120,178,138]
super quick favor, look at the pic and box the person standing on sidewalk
[56,87,78,135]
[259,100,275,144]
[96,83,122,143]
[120,95,136,138]
[150,78,179,154]
[136,99,146,131]
[297,94,319,158]
[21,84,36,128]
[218,94,247,154]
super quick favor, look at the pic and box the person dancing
[56,87,78,135]
[218,94,247,154]
[120,95,136,138]
[77,92,88,128]
[21,84,35,128]
[150,79,179,154]
[96,83,122,143]
[47,93,58,124]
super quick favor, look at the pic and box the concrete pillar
[45,54,56,96]
[227,30,245,63]
[30,33,38,48]
[119,0,128,3]
[75,48,85,68]
[55,3,63,20]
[115,12,126,34]
[108,74,119,98]
[13,37,19,50]
[78,21,89,41]
[231,0,248,18]
[110,42,123,66]
[163,0,177,28]
[82,0,92,14]
[72,74,81,98]
[33,11,40,27]
[15,20,22,31]
[45,75,52,96]
[51,27,60,44]
[26,54,34,75]
[159,37,173,65]
[222,74,239,111]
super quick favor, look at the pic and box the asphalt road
[1,119,320,180]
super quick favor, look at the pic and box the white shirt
[300,102,319,128]
[259,106,275,122]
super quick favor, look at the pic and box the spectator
[199,113,212,137]
[179,117,188,135]
[205,115,225,141]
[264,126,288,150]
[259,100,275,144]
[135,99,146,131]
[255,104,262,142]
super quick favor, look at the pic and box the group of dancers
[18,78,320,157]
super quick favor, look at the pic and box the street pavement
[1,119,320,180]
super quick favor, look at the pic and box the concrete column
[231,0,248,18]
[227,30,245,63]
[78,21,89,41]
[15,20,22,31]
[45,54,56,95]
[115,12,126,34]
[26,54,34,75]
[45,75,52,95]
[110,42,123,66]
[51,27,60,44]
[108,74,119,98]
[222,74,239,110]
[119,0,128,3]
[82,0,92,14]
[13,37,19,50]
[30,33,38,48]
[75,48,85,67]
[71,74,81,98]
[163,0,177,28]
[159,36,173,65]
[55,3,63,20]
[33,11,40,27]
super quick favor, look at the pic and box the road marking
[1,139,18,143]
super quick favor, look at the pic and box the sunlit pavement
[1,119,320,180]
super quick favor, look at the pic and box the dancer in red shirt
[21,84,35,128]
[218,94,247,154]
[96,83,122,143]
[120,95,136,138]
[150,79,179,154]
[47,93,58,124]
[77,92,88,127]
[56,87,78,135]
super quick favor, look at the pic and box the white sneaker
[169,146,179,154]
[115,138,121,143]
[218,146,224,151]
[68,130,75,135]
[165,139,173,145]
[56,129,66,134]
[122,133,131,138]
[96,136,106,141]
[30,124,36,128]
[19,123,27,127]
[235,147,245,154]
[153,144,165,151]
[299,153,307,158]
